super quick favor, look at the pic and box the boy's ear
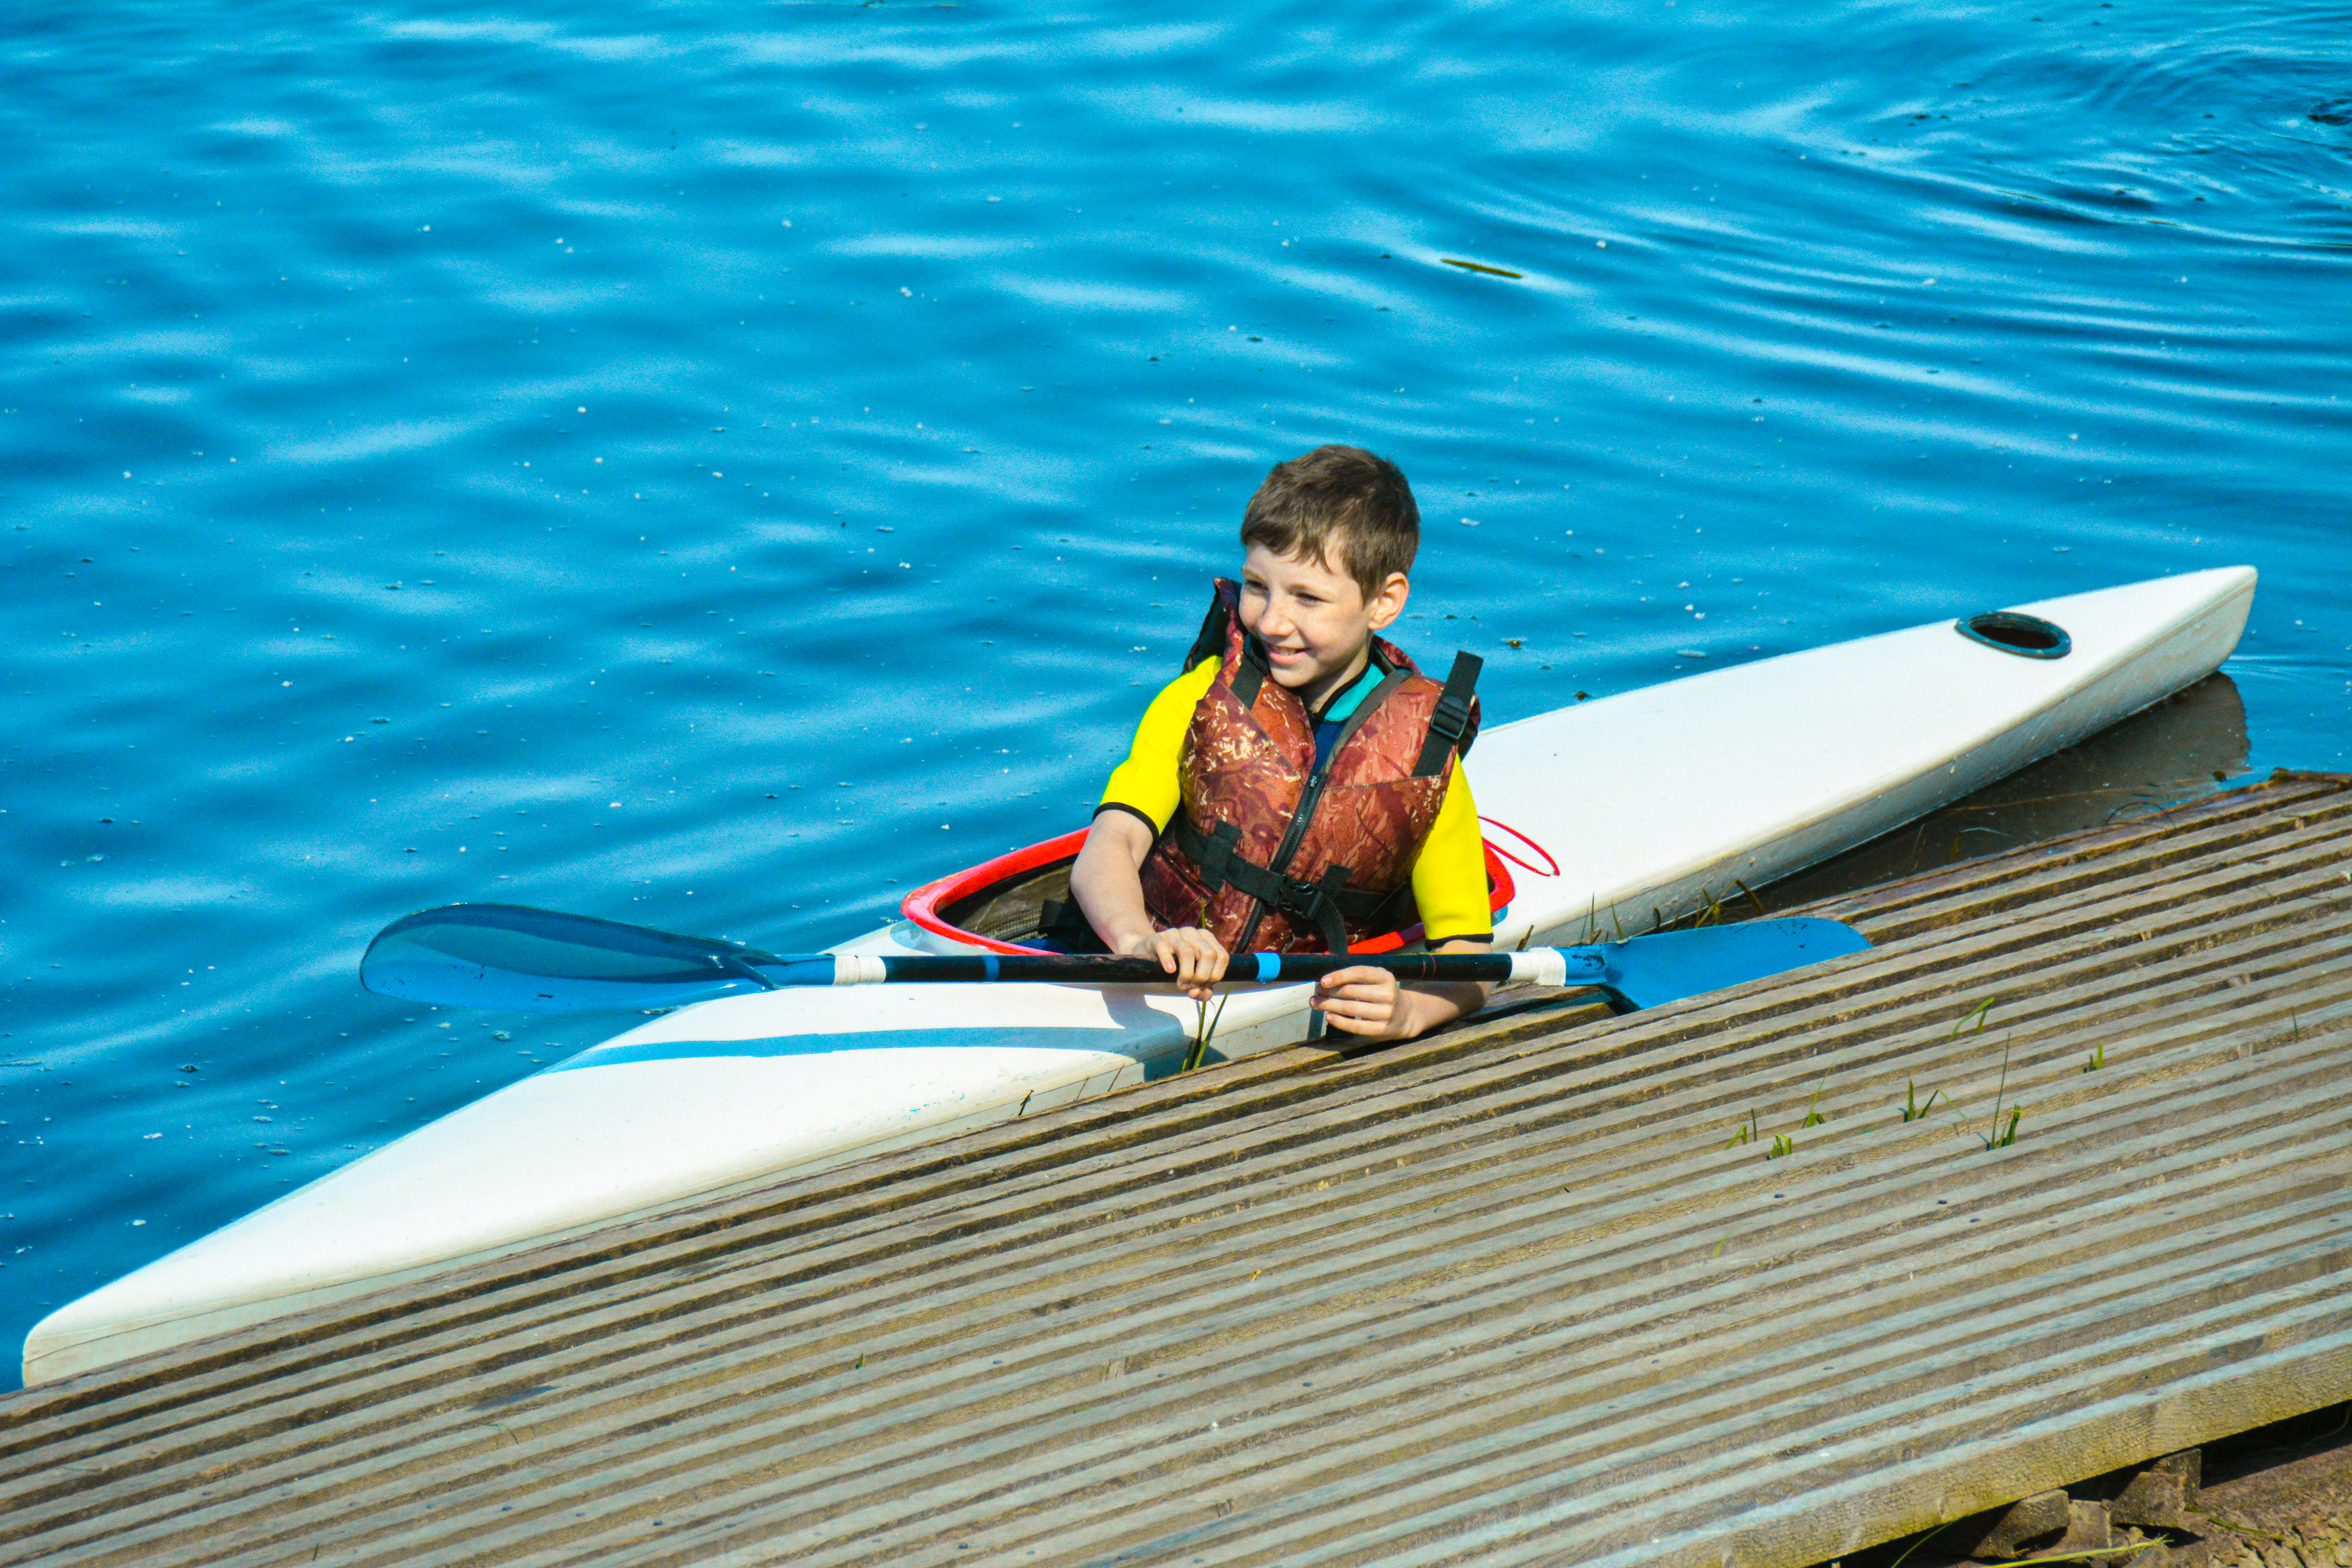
[1365,572,1411,632]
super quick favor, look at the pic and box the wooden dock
[4,769,2349,1568]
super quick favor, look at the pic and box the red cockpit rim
[902,829,1089,955]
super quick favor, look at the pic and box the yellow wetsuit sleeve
[1097,656,1221,832]
[1411,767,1493,944]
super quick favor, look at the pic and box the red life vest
[1137,579,1481,954]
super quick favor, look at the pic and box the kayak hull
[24,566,2256,1384]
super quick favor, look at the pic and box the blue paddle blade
[1590,916,1872,1011]
[361,903,785,1013]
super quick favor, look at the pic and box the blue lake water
[2,0,2346,1386]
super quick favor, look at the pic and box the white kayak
[24,566,2256,1385]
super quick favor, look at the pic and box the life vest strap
[1185,587,1275,708]
[1412,651,1483,776]
[1230,643,1267,708]
[1182,594,1231,672]
[1171,813,1406,955]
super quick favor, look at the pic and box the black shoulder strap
[1412,652,1482,777]
[1182,583,1270,707]
[1181,593,1229,673]
[1230,637,1269,708]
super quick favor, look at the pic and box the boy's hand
[1123,927,1229,1000]
[1311,966,1413,1039]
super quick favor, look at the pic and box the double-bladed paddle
[360,901,1870,1014]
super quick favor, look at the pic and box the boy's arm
[1071,659,1227,998]
[1313,768,1493,1040]
[1312,935,1490,1040]
[1070,812,1229,1000]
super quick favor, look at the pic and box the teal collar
[1311,659,1385,726]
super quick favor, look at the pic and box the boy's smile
[1237,543,1411,713]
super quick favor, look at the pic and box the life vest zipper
[1230,765,1330,954]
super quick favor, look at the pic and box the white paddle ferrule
[1508,948,1609,987]
[833,955,890,986]
[1508,949,1567,986]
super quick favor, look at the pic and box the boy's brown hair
[1240,445,1419,601]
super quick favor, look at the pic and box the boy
[1069,445,1491,1042]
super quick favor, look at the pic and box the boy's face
[1237,542,1410,703]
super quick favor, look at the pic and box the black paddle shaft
[855,952,1519,986]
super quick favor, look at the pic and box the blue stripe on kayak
[544,1026,1147,1073]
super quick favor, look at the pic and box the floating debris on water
[1440,258,1523,278]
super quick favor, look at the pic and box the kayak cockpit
[901,827,1521,955]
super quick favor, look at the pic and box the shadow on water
[1759,671,2251,911]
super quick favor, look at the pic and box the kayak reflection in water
[1067,445,1495,1042]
